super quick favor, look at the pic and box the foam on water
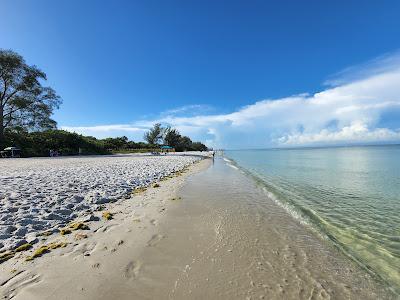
[225,145,400,295]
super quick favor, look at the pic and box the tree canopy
[164,127,181,148]
[143,123,165,145]
[0,49,61,147]
[145,123,208,152]
[0,50,208,155]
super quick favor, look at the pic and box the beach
[0,153,395,299]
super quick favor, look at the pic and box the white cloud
[161,104,213,116]
[278,122,400,145]
[324,50,400,87]
[61,124,146,139]
[61,52,400,148]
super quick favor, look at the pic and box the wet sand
[164,158,395,299]
[1,157,395,299]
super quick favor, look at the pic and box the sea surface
[225,145,400,294]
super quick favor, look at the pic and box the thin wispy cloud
[62,52,400,148]
[324,50,400,87]
[160,104,214,117]
[61,124,146,139]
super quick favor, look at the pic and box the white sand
[0,155,210,299]
[0,156,392,299]
[0,153,204,252]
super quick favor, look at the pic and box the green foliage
[177,136,192,151]
[102,136,128,150]
[2,124,208,158]
[146,124,208,152]
[102,136,149,151]
[4,128,109,157]
[0,49,61,147]
[143,123,165,145]
[190,141,208,151]
[164,127,182,148]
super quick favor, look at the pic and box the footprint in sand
[124,261,141,279]
[99,223,119,233]
[2,273,41,298]
[147,234,165,247]
[0,270,25,287]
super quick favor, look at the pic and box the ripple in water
[225,145,400,294]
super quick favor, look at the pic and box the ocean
[225,145,400,294]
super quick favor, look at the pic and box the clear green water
[225,145,400,294]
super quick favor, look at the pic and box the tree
[164,127,181,148]
[190,141,208,151]
[144,123,165,145]
[178,136,192,151]
[0,49,61,147]
[102,136,129,150]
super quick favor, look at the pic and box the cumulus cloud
[278,122,400,145]
[62,52,400,148]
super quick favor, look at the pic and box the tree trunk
[0,108,4,149]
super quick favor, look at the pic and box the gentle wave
[223,147,400,295]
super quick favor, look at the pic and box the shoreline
[1,155,395,299]
[223,149,400,297]
[166,157,394,299]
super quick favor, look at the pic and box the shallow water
[155,157,392,299]
[225,145,400,294]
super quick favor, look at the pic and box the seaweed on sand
[25,242,68,261]
[15,243,32,252]
[60,222,90,235]
[69,222,90,231]
[60,228,72,235]
[102,211,113,220]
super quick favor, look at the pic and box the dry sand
[0,154,202,251]
[0,155,209,299]
[0,156,394,299]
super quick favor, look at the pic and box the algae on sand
[69,222,90,230]
[102,211,113,220]
[60,228,72,235]
[15,243,32,252]
[0,243,33,264]
[60,222,90,235]
[26,242,68,261]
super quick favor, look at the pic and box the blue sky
[2,0,400,148]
